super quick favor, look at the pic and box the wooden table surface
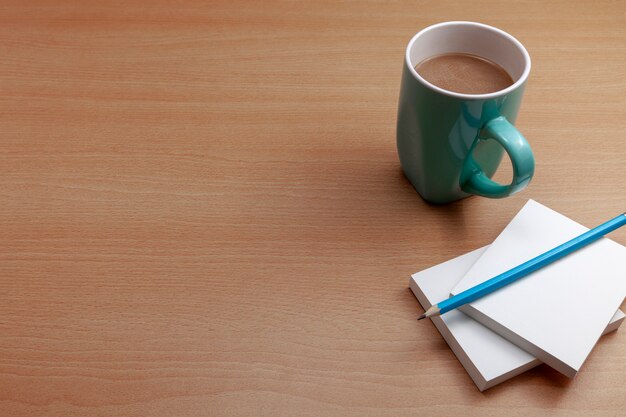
[1,1,625,416]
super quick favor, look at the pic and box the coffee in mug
[415,53,514,95]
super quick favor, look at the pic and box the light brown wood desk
[1,1,624,416]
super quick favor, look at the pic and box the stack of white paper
[409,200,626,390]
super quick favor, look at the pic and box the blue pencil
[418,212,626,320]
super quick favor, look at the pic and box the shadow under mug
[396,21,535,204]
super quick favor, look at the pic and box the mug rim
[405,21,531,100]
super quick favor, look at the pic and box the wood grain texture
[0,0,624,416]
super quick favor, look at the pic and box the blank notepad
[410,246,624,391]
[450,200,626,378]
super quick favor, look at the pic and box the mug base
[403,171,472,205]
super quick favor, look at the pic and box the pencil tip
[417,305,441,321]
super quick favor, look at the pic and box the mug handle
[460,116,535,198]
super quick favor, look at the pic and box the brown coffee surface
[415,53,514,94]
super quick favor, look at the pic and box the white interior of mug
[406,21,531,99]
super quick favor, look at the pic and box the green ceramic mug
[396,21,535,204]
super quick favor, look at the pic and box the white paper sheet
[410,245,624,390]
[450,200,626,377]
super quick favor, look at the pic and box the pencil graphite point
[417,305,441,321]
